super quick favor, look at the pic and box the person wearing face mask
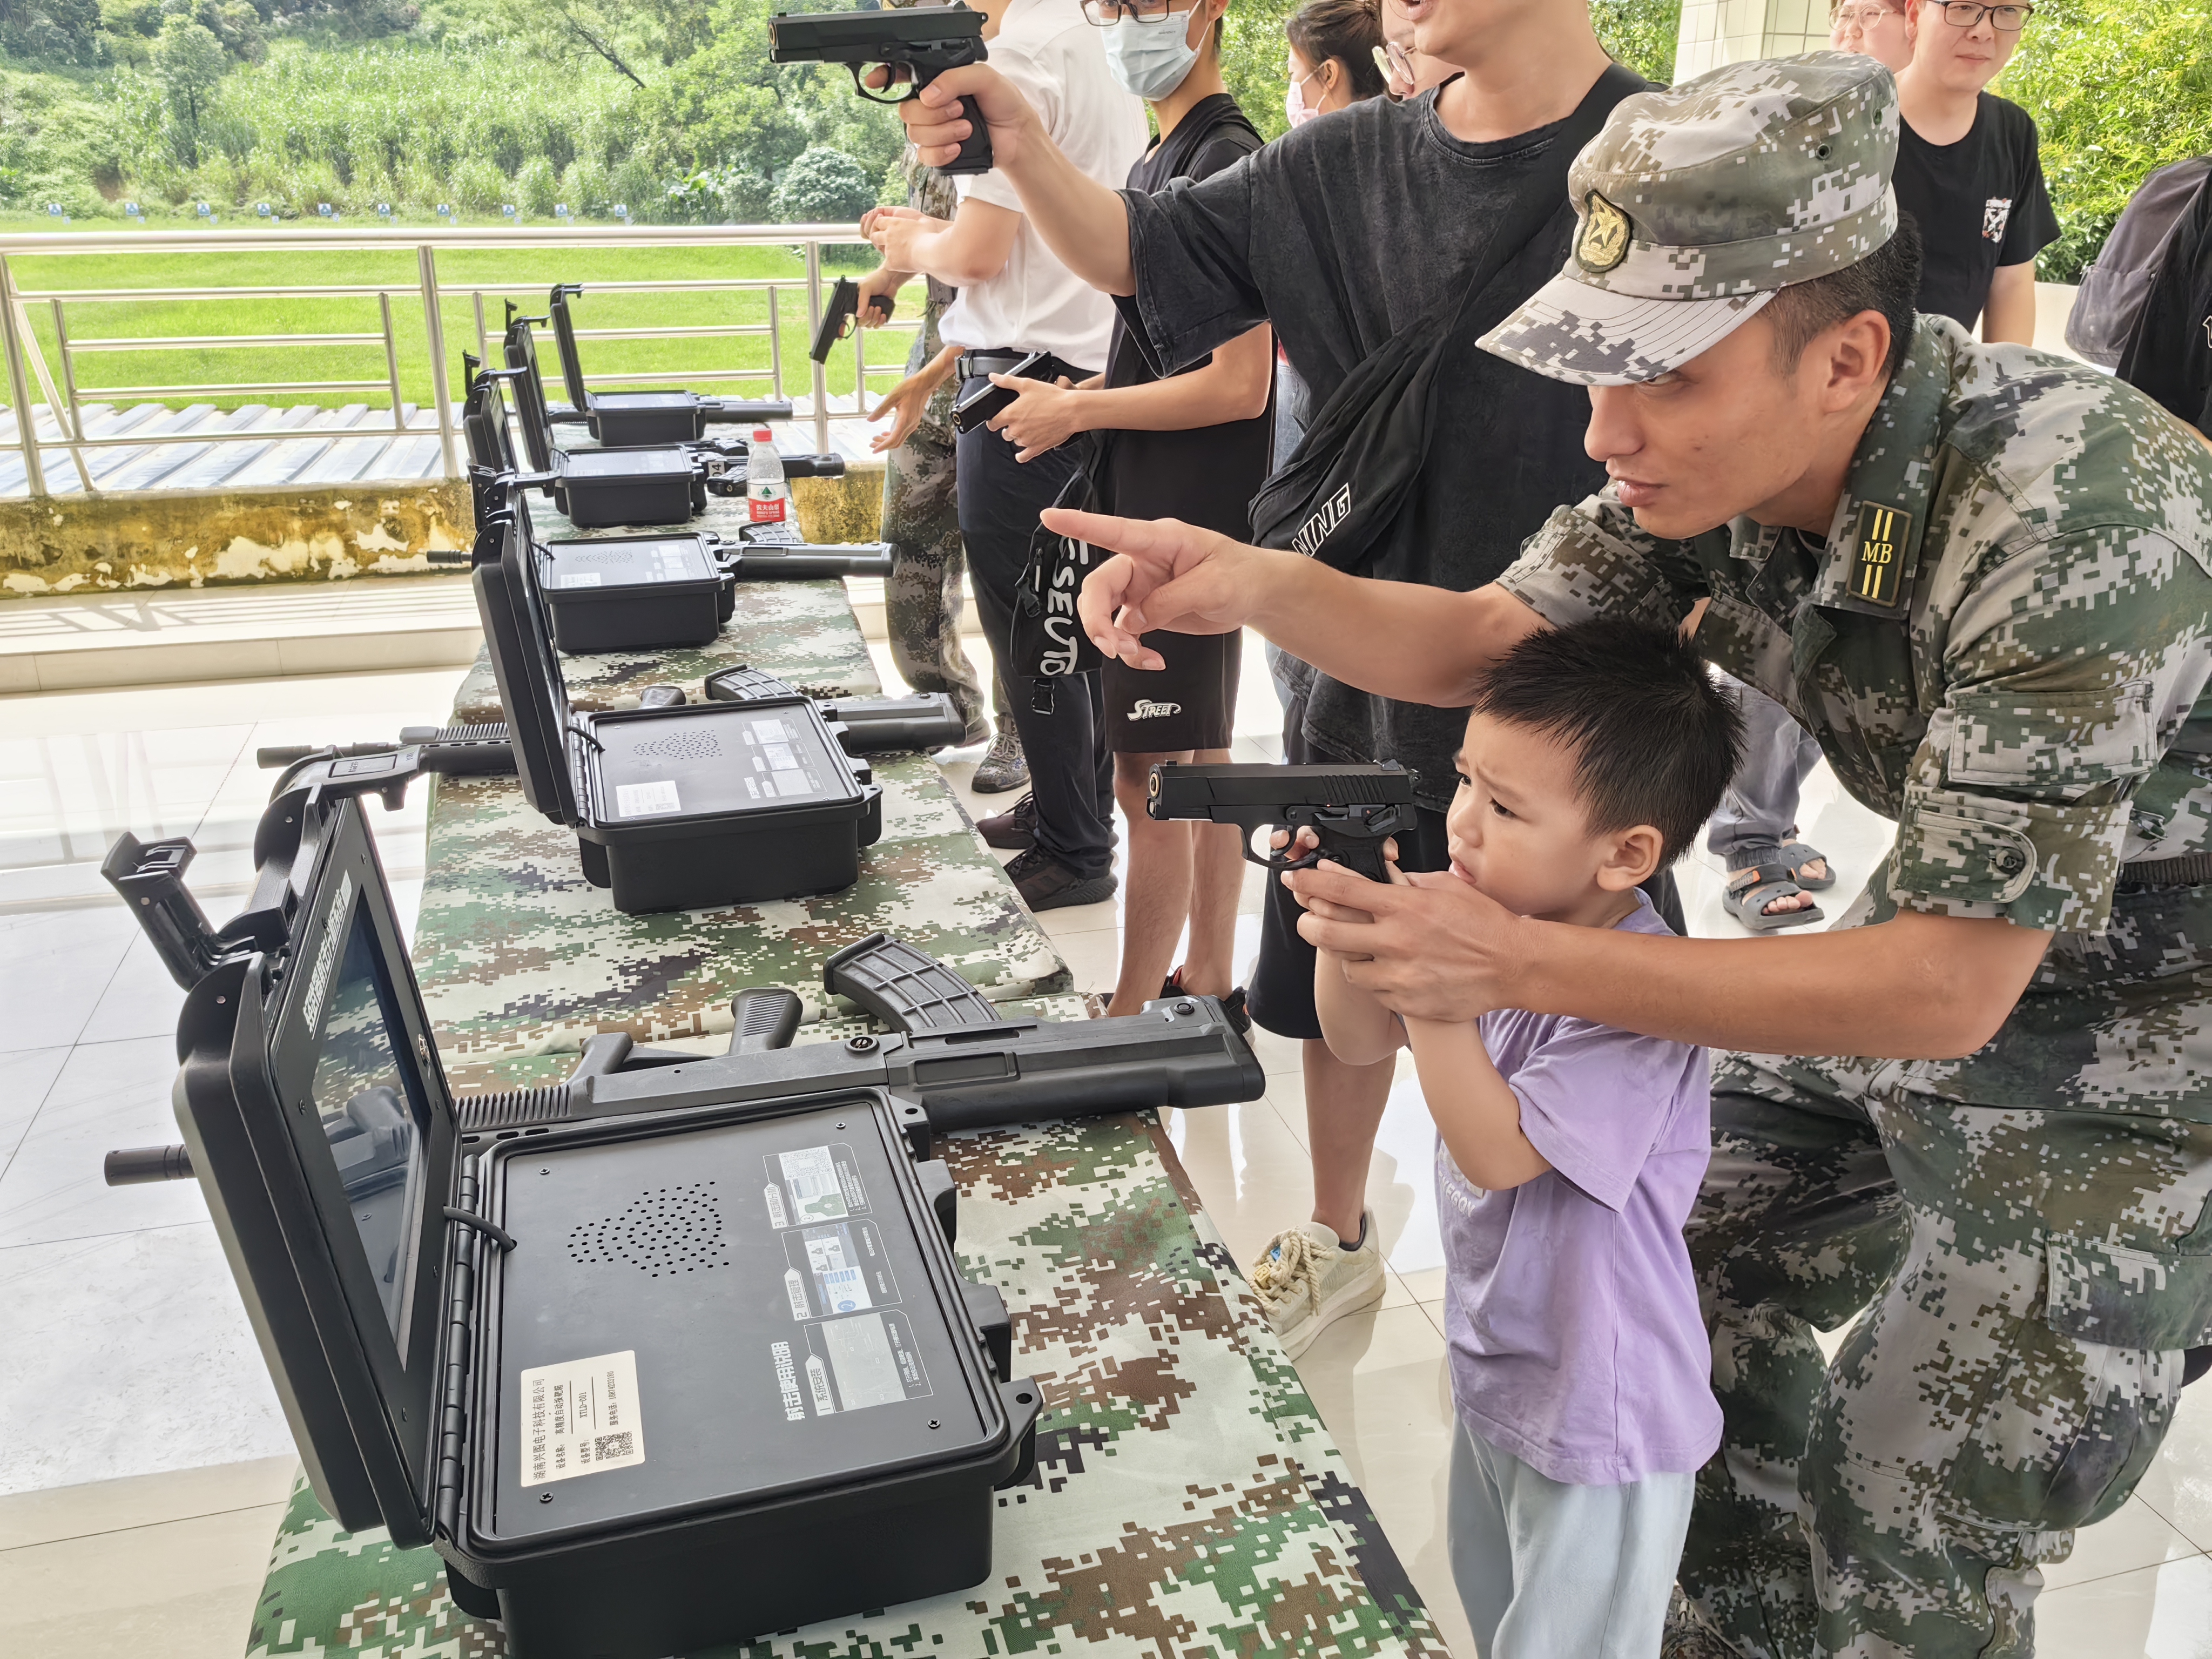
[1284,0,1388,126]
[975,0,1272,1023]
[889,0,1663,1362]
[869,0,1148,913]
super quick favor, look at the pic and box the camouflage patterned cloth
[414,752,1071,1072]
[243,1068,1453,1659]
[1500,314,2212,1657]
[451,492,883,724]
[1480,51,1900,387]
[880,154,1002,739]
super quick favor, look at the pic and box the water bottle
[746,427,788,525]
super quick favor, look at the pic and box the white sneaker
[1248,1211,1386,1360]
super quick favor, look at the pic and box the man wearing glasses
[1893,1,2057,344]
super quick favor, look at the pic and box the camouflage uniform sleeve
[1494,492,1709,631]
[1887,527,2211,934]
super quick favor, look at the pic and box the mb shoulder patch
[1851,500,1913,607]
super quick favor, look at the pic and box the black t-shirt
[2116,163,2212,437]
[1117,76,1635,807]
[1893,93,2060,330]
[1100,93,1270,538]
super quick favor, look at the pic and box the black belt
[955,349,1029,381]
[955,349,1100,383]
[2119,852,2212,888]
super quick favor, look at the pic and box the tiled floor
[3,643,2209,1658]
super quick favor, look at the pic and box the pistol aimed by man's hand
[1145,762,1415,884]
[769,5,994,174]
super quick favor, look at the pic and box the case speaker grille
[568,1182,730,1276]
[632,731,722,761]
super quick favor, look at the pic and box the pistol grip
[921,69,995,174]
[1310,827,1389,883]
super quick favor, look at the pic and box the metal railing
[0,224,921,498]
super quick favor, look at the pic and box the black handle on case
[105,1144,195,1185]
[728,987,803,1055]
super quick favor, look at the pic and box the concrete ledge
[0,479,473,599]
[793,456,887,546]
[0,576,485,693]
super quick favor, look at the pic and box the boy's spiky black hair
[1471,618,1746,864]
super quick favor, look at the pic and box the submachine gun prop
[97,771,1262,1658]
[1145,760,1416,883]
[769,5,994,176]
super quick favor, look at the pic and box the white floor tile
[2042,1494,2204,1592]
[0,1047,70,1169]
[2033,1551,2212,1658]
[1290,1304,1476,1659]
[2135,1381,2212,1554]
[0,907,137,1055]
[0,1496,290,1659]
[0,1455,295,1553]
[0,1223,293,1495]
[0,1035,207,1249]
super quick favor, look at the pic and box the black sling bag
[1246,65,1642,575]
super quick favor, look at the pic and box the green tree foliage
[1591,0,1677,83]
[1,0,105,65]
[770,144,873,223]
[1998,0,2212,281]
[151,14,224,166]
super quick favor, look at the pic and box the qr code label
[520,1350,646,1488]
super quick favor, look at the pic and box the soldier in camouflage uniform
[862,81,1025,787]
[1065,52,2212,1659]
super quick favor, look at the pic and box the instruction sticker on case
[521,1350,646,1487]
[559,572,603,588]
[765,1144,866,1226]
[615,780,682,819]
[784,1219,896,1318]
[799,1312,932,1413]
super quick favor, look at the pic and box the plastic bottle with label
[746,427,788,525]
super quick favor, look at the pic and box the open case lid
[547,283,595,415]
[460,371,521,475]
[502,319,559,474]
[170,790,458,1547]
[470,495,583,827]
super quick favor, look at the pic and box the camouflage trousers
[881,421,1006,738]
[1682,880,2212,1659]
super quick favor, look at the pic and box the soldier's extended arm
[1290,866,2054,1062]
[1057,505,1553,694]
[895,65,1138,295]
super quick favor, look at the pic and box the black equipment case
[463,365,705,529]
[96,769,1265,1657]
[546,284,792,447]
[471,501,885,912]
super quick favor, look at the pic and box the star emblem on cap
[1575,192,1631,274]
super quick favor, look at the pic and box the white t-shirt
[938,0,1148,371]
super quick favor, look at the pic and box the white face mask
[1104,12,1202,102]
[1285,68,1321,127]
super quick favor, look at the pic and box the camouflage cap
[1480,51,1900,386]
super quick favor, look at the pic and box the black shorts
[1101,627,1240,753]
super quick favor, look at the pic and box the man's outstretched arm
[1291,865,2052,1060]
[1055,508,1549,706]
[896,66,1137,295]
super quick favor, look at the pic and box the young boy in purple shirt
[1304,618,1743,1658]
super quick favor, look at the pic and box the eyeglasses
[1933,2,2035,29]
[1382,38,1418,85]
[1080,0,1191,23]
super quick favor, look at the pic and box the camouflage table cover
[416,753,1071,1078]
[244,1075,1452,1659]
[453,490,881,723]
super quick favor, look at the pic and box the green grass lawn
[0,230,927,425]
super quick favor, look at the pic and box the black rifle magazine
[142,794,1037,1658]
[474,504,883,913]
